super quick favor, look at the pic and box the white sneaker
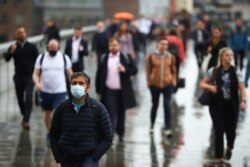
[163,129,172,137]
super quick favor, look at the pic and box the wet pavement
[0,41,250,167]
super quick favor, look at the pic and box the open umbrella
[113,12,135,20]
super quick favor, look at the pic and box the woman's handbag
[198,67,218,106]
[198,91,211,105]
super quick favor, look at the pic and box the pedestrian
[65,26,89,72]
[206,26,227,70]
[130,22,144,66]
[200,47,246,161]
[95,37,137,142]
[44,19,61,43]
[50,72,113,167]
[91,21,109,66]
[4,26,38,129]
[228,18,248,71]
[202,13,212,35]
[146,37,177,137]
[167,28,185,71]
[114,22,136,61]
[192,20,209,70]
[33,39,73,144]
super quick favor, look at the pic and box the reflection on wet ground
[0,41,250,167]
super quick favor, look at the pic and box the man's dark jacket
[50,95,113,163]
[64,37,88,72]
[5,41,38,76]
[95,53,137,109]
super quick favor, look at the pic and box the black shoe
[225,148,232,160]
[119,136,124,142]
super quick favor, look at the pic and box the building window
[0,14,8,24]
[0,33,8,43]
[14,0,23,4]
[0,0,7,4]
[15,15,23,25]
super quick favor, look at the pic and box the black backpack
[168,43,179,60]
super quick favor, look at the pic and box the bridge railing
[0,26,97,122]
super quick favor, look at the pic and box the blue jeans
[61,157,98,167]
[149,85,174,129]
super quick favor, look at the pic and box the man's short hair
[16,25,25,30]
[70,72,91,85]
[109,37,120,44]
[74,26,82,30]
[157,37,168,43]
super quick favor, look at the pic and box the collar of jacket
[69,93,92,109]
[154,49,169,56]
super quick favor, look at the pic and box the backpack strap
[89,98,101,143]
[63,54,66,70]
[39,53,45,76]
[89,98,101,124]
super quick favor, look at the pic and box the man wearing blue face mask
[33,39,73,146]
[50,72,113,167]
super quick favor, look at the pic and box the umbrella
[113,12,135,20]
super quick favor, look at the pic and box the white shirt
[35,52,72,93]
[105,52,121,90]
[197,30,203,43]
[136,18,152,35]
[71,37,81,63]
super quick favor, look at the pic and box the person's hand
[172,79,177,87]
[209,85,217,94]
[207,46,212,53]
[240,101,246,111]
[35,83,42,91]
[10,44,17,54]
[118,64,126,73]
[79,45,84,51]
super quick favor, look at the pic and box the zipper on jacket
[160,56,164,88]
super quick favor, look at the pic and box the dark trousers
[194,43,206,69]
[72,62,83,72]
[61,158,98,167]
[149,85,173,129]
[102,88,125,137]
[13,75,34,122]
[234,50,245,71]
[209,100,239,158]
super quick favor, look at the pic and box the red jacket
[167,35,185,63]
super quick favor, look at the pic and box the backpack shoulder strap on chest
[63,54,66,70]
[89,98,101,124]
[39,53,45,76]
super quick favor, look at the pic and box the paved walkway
[0,41,250,167]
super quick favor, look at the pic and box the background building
[139,0,168,18]
[0,0,42,43]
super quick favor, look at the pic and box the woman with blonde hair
[200,47,246,161]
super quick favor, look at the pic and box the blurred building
[175,0,194,13]
[0,0,43,43]
[139,0,168,18]
[36,0,103,28]
[195,0,250,20]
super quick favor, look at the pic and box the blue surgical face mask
[70,85,86,99]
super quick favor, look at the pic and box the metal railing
[0,25,97,122]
